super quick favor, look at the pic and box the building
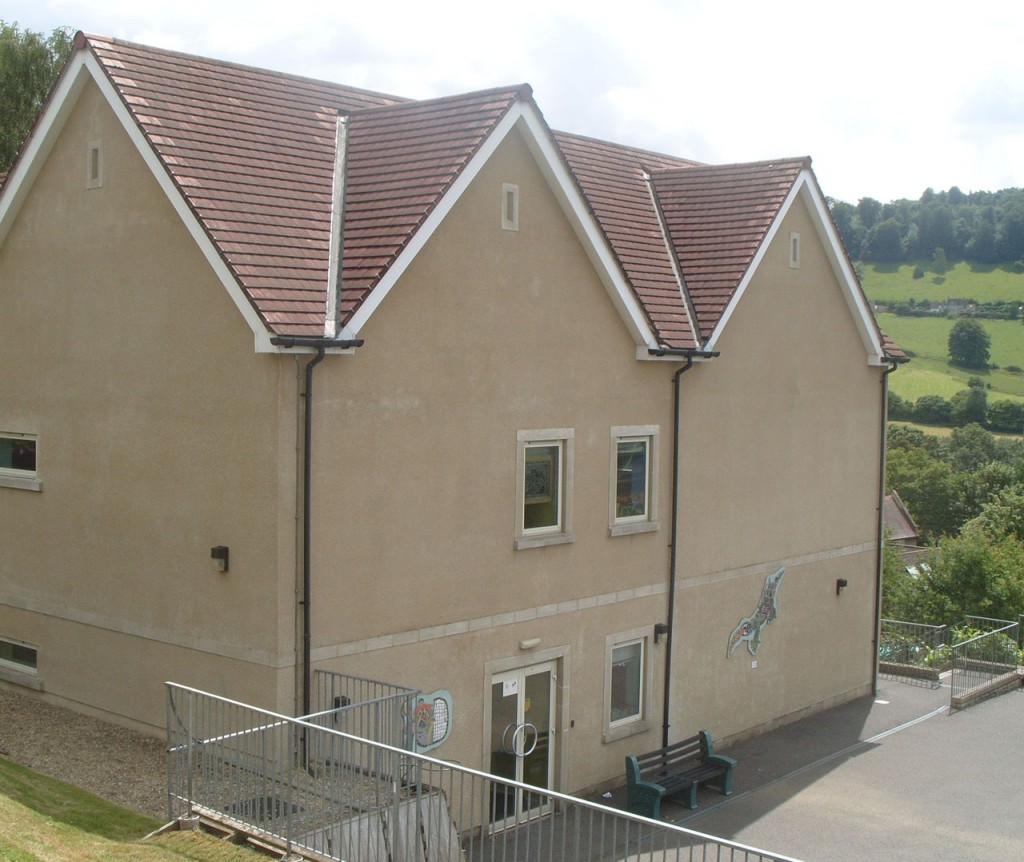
[0,33,903,801]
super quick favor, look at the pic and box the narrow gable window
[0,432,40,491]
[87,141,103,189]
[789,232,800,268]
[515,429,573,549]
[501,183,519,231]
[609,426,659,536]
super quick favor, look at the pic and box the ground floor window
[0,637,38,672]
[0,432,40,491]
[604,628,653,742]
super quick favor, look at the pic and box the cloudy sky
[6,0,1023,204]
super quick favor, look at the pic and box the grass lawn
[860,261,1024,304]
[0,757,257,861]
[876,313,1024,404]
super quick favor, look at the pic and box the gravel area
[0,686,169,820]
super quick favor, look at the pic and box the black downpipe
[301,346,326,718]
[270,335,363,721]
[872,359,900,696]
[662,357,693,748]
[648,346,716,747]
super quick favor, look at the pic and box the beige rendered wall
[671,194,884,742]
[305,125,678,792]
[0,81,298,730]
[301,135,884,792]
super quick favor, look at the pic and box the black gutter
[271,336,364,719]
[649,346,718,747]
[872,357,902,696]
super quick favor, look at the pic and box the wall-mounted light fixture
[211,545,229,573]
[836,578,848,596]
[518,637,541,651]
[654,623,669,643]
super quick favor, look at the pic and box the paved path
[661,679,1024,861]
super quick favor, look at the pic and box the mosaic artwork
[406,689,453,752]
[727,567,785,658]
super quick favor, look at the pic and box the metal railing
[949,619,1021,710]
[167,682,801,862]
[311,669,419,752]
[878,619,948,686]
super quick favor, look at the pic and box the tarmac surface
[623,676,1024,861]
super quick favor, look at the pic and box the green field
[860,262,1024,304]
[876,313,1024,404]
[861,261,1024,410]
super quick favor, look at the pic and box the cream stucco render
[1,74,887,798]
[0,80,301,727]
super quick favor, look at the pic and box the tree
[856,197,882,230]
[949,387,987,427]
[988,400,1024,434]
[947,422,997,471]
[912,394,953,426]
[947,318,990,369]
[0,21,73,171]
[930,246,948,278]
[967,485,1024,540]
[867,218,904,262]
[886,445,957,538]
[922,529,1024,624]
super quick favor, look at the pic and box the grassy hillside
[860,262,1024,304]
[876,314,1024,403]
[862,263,1024,409]
[0,757,257,862]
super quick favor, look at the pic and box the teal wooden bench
[625,730,736,817]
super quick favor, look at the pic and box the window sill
[0,475,41,491]
[609,521,659,537]
[514,532,575,551]
[0,665,43,691]
[602,718,650,744]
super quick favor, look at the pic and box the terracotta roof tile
[554,131,703,349]
[74,36,869,354]
[650,158,808,337]
[85,35,528,336]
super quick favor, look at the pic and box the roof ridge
[78,32,409,105]
[554,129,703,169]
[650,155,811,177]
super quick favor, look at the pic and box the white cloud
[5,0,1023,202]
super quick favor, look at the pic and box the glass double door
[488,661,556,829]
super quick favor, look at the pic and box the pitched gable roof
[650,158,808,339]
[554,132,702,350]
[84,35,531,337]
[1,33,897,363]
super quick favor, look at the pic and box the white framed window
[87,140,103,189]
[501,183,519,231]
[0,638,37,672]
[603,627,653,742]
[0,432,40,491]
[609,425,659,536]
[515,428,573,549]
[789,232,800,268]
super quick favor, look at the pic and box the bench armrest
[626,779,665,818]
[705,753,736,770]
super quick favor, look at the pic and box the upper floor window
[0,432,40,491]
[515,429,574,549]
[609,426,659,536]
